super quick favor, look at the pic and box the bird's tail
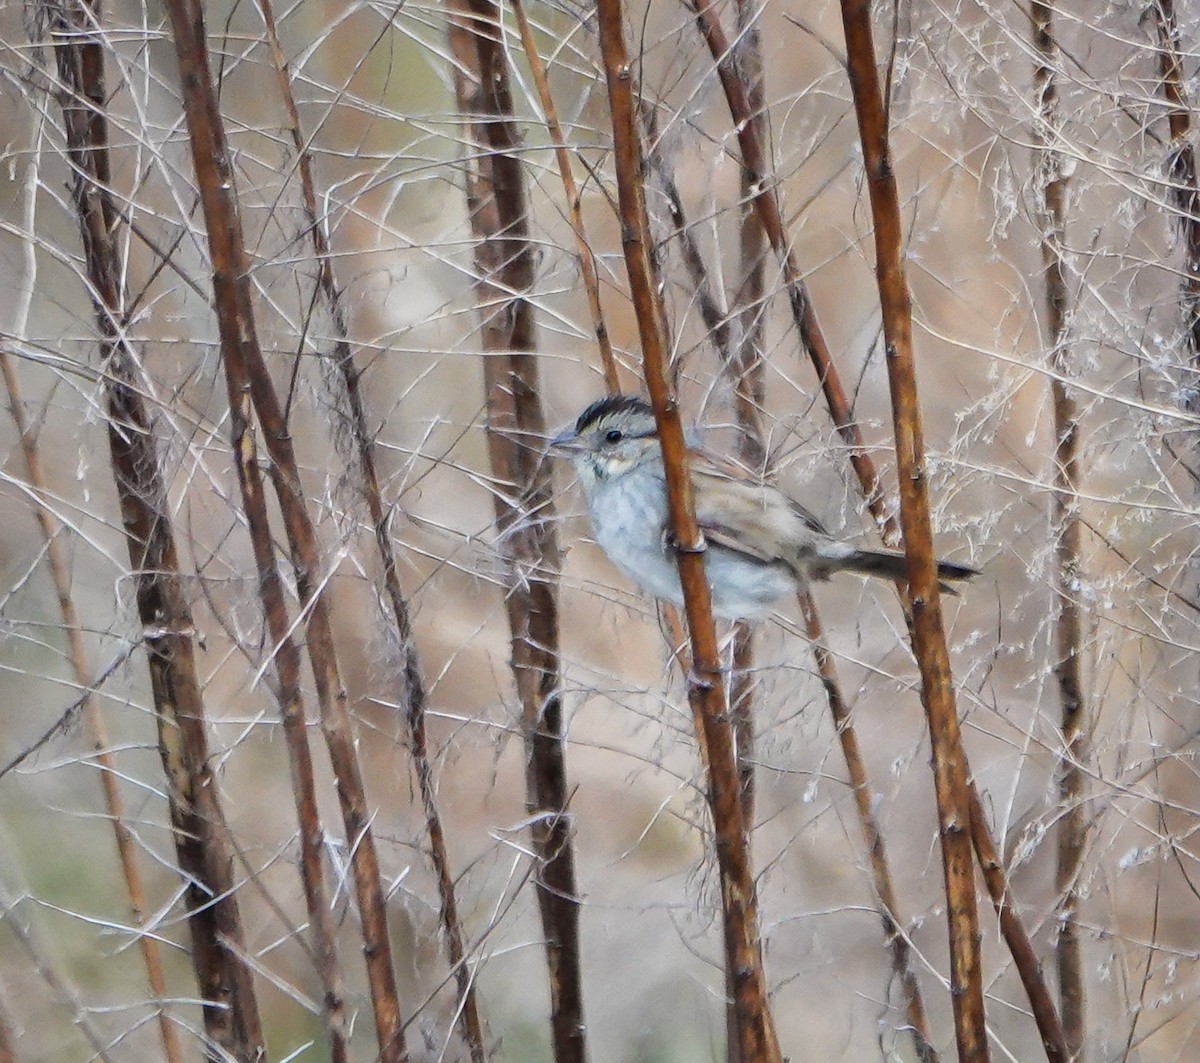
[812,548,978,593]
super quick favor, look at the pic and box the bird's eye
[604,428,623,444]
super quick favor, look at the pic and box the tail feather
[813,548,978,592]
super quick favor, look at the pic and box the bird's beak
[548,427,588,454]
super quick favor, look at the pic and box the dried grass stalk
[46,2,264,1056]
[837,0,988,1057]
[160,0,407,1056]
[690,2,1071,1056]
[253,0,486,1055]
[448,4,585,1060]
[1031,5,1089,1059]
[594,1,782,1059]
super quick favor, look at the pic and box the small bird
[551,395,976,619]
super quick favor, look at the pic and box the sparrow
[550,394,976,619]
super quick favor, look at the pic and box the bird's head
[550,395,660,487]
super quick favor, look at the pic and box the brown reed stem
[728,0,767,840]
[160,1,407,1057]
[688,4,1069,1056]
[45,4,264,1057]
[1031,6,1088,1060]
[0,349,184,1063]
[253,1,488,1057]
[510,0,621,394]
[686,0,892,537]
[595,2,781,1059]
[638,47,936,1055]
[726,14,765,1056]
[796,590,938,1063]
[448,5,585,1062]
[969,810,1068,1063]
[838,1,988,1058]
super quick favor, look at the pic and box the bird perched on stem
[551,395,976,620]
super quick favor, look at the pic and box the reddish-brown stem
[797,590,938,1063]
[726,15,765,1055]
[253,1,487,1056]
[595,1,781,1060]
[160,0,406,1057]
[969,808,1068,1063]
[837,1,988,1059]
[728,0,767,842]
[0,353,184,1063]
[0,327,183,1063]
[637,42,937,1058]
[448,5,584,1062]
[46,4,264,1057]
[687,0,892,537]
[690,2,1069,1056]
[510,0,621,394]
[1031,5,1088,1060]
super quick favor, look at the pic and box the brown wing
[688,447,824,567]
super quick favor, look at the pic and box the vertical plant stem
[509,0,621,394]
[448,5,585,1062]
[638,24,936,1055]
[253,2,487,1057]
[0,347,183,1063]
[687,0,892,535]
[689,5,1070,1059]
[0,353,183,1063]
[45,4,265,1058]
[1030,6,1088,1060]
[728,0,766,844]
[969,813,1068,1063]
[594,1,782,1060]
[726,12,765,1056]
[837,1,989,1060]
[796,590,938,1063]
[160,1,407,1057]
[4,105,182,1058]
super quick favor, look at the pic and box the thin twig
[1030,5,1089,1059]
[836,1,988,1059]
[159,0,407,1057]
[448,4,585,1062]
[796,589,938,1062]
[594,2,782,1060]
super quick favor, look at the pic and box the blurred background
[1,0,1199,1059]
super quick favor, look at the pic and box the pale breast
[584,464,795,618]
